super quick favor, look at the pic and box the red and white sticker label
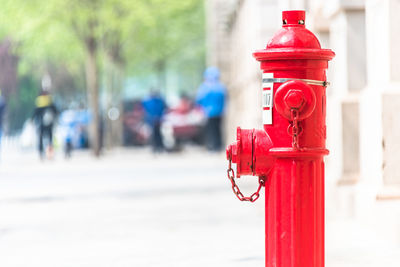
[262,72,273,125]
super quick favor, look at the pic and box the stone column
[327,2,367,186]
[205,0,238,145]
[205,0,236,85]
[361,0,400,197]
[208,0,280,143]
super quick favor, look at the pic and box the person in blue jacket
[142,90,167,152]
[196,67,227,151]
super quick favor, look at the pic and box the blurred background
[0,0,399,266]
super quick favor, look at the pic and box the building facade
[206,0,400,245]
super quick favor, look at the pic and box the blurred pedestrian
[196,67,226,151]
[32,90,58,160]
[142,90,167,152]
[59,107,77,159]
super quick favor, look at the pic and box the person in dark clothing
[32,91,58,159]
[196,67,227,151]
[142,91,167,152]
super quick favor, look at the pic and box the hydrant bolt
[284,89,305,109]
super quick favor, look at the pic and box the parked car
[161,97,206,151]
[123,100,151,146]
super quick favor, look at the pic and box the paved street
[0,147,265,267]
[0,147,399,267]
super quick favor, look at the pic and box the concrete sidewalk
[0,147,399,266]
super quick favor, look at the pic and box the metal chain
[290,109,300,149]
[226,158,265,202]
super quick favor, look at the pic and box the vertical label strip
[262,72,274,125]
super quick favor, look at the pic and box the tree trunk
[104,59,124,149]
[112,66,124,147]
[156,60,166,94]
[85,47,101,157]
[104,61,113,150]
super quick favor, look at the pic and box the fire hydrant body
[226,11,334,267]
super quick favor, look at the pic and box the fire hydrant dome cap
[253,10,334,61]
[266,28,321,49]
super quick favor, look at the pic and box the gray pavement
[0,147,399,266]
[0,148,265,267]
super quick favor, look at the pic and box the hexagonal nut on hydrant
[284,89,305,109]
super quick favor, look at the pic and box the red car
[161,97,206,151]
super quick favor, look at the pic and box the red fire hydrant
[226,10,335,267]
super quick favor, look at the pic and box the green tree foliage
[127,0,205,90]
[0,0,205,153]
